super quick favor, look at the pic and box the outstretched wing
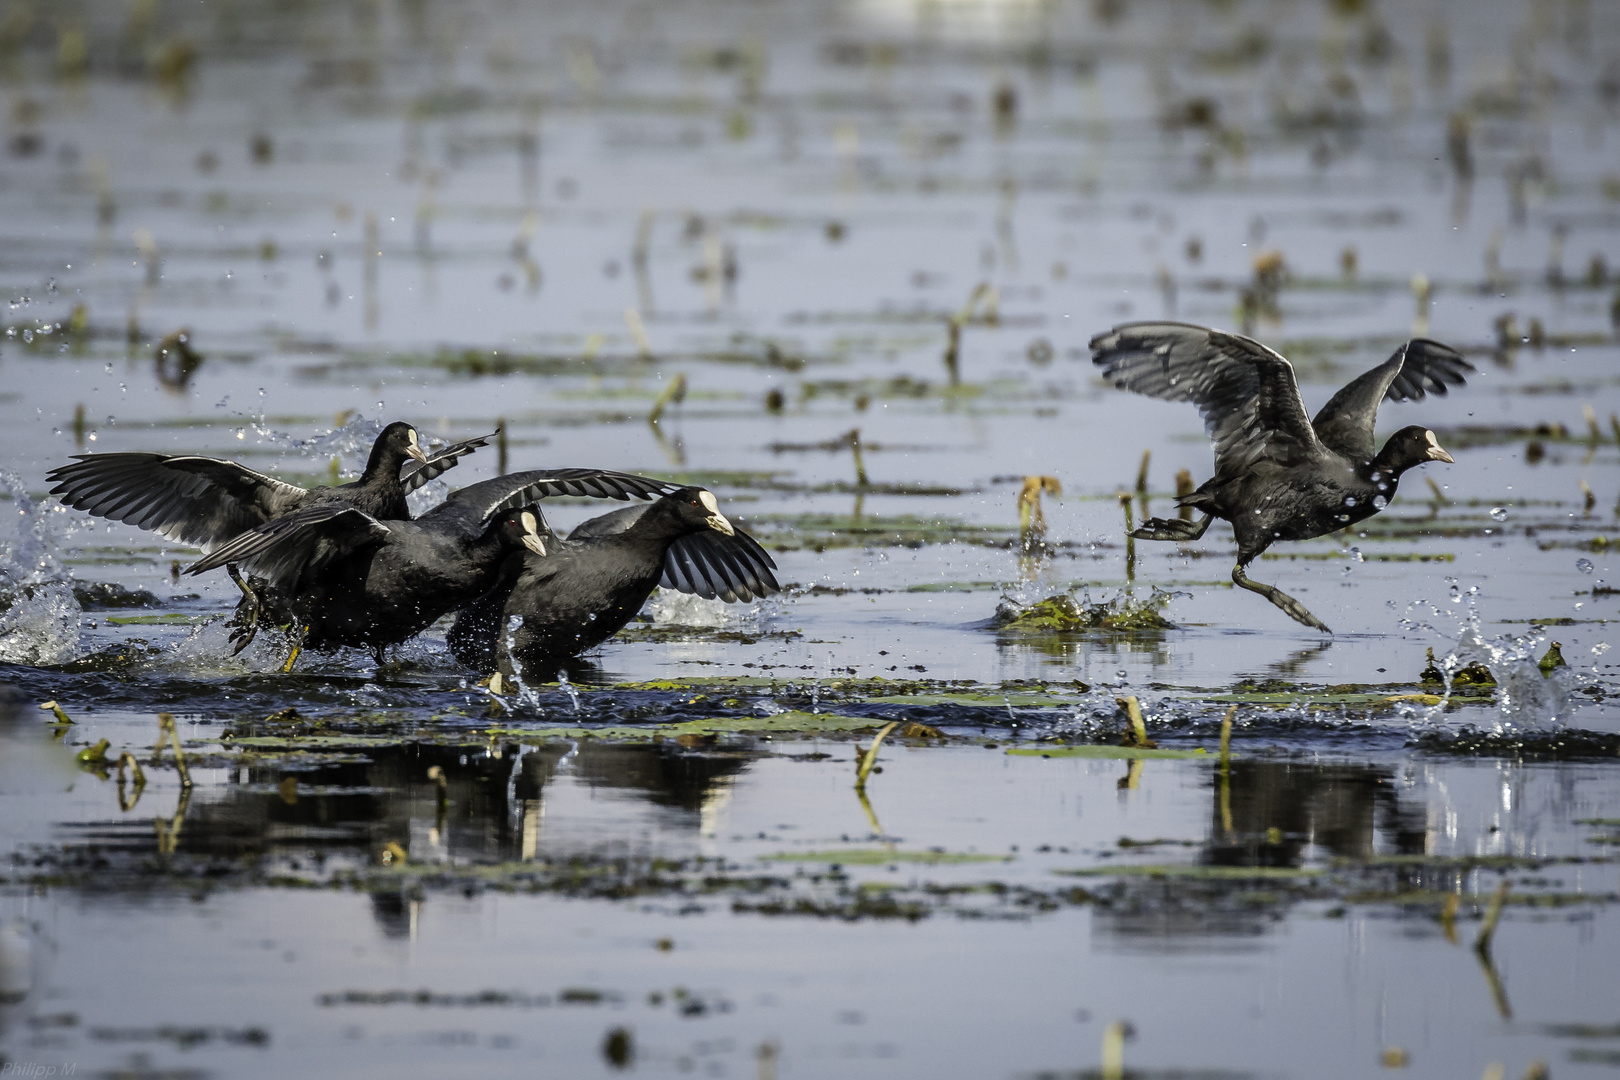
[1090,322,1321,474]
[46,453,309,549]
[447,468,677,523]
[660,527,780,603]
[185,505,390,587]
[400,432,496,493]
[1312,339,1473,462]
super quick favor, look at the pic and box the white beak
[698,490,734,536]
[520,510,548,556]
[406,428,429,464]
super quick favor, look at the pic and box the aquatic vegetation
[993,589,1177,633]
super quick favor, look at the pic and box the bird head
[1376,426,1454,474]
[669,488,733,536]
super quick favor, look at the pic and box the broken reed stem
[496,420,509,476]
[156,712,192,788]
[1119,493,1135,581]
[1100,1021,1128,1080]
[1135,450,1151,495]
[942,318,961,387]
[1115,696,1149,747]
[117,751,146,788]
[427,764,449,804]
[1582,478,1596,512]
[1440,892,1460,944]
[1175,467,1194,522]
[39,699,74,724]
[1425,476,1447,505]
[846,428,869,488]
[1017,476,1060,552]
[648,372,688,425]
[1475,879,1509,954]
[855,720,899,790]
[1218,705,1235,772]
[1610,413,1620,449]
[1584,403,1601,442]
[624,307,653,358]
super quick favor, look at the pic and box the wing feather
[400,432,494,493]
[46,452,309,549]
[445,468,677,522]
[185,505,389,586]
[660,528,780,603]
[1090,322,1320,474]
[1312,339,1474,461]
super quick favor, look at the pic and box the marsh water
[3,0,1620,1076]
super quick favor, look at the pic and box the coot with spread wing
[1091,322,1471,632]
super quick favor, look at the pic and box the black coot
[447,487,779,674]
[1091,322,1471,632]
[47,422,489,648]
[184,467,676,669]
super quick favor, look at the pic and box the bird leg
[225,564,261,654]
[1232,563,1332,634]
[281,625,309,674]
[1133,514,1212,543]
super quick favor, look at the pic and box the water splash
[1428,611,1571,733]
[0,472,81,665]
[502,614,541,709]
[646,589,771,630]
[557,669,582,713]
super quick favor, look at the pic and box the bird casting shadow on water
[1091,322,1472,634]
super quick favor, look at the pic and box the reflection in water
[54,741,756,906]
[1095,760,1428,949]
[1205,760,1426,866]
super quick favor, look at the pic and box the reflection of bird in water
[1265,640,1336,679]
[569,742,754,815]
[1206,760,1427,867]
[448,488,778,673]
[47,422,489,651]
[1091,323,1471,633]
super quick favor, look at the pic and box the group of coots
[45,321,1471,661]
[47,423,779,672]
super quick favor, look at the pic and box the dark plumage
[48,421,491,651]
[1091,322,1471,632]
[183,468,678,666]
[447,487,779,673]
[46,421,482,548]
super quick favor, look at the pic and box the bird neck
[359,440,405,485]
[1368,443,1417,480]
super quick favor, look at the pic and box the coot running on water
[46,422,490,648]
[447,487,779,674]
[1091,322,1472,633]
[183,468,676,669]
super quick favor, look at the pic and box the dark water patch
[1409,727,1620,759]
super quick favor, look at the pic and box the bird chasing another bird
[1090,321,1471,634]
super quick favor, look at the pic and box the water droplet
[1489,506,1508,521]
[1372,495,1387,509]
[21,329,32,343]
[1577,558,1595,574]
[1344,496,1357,508]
